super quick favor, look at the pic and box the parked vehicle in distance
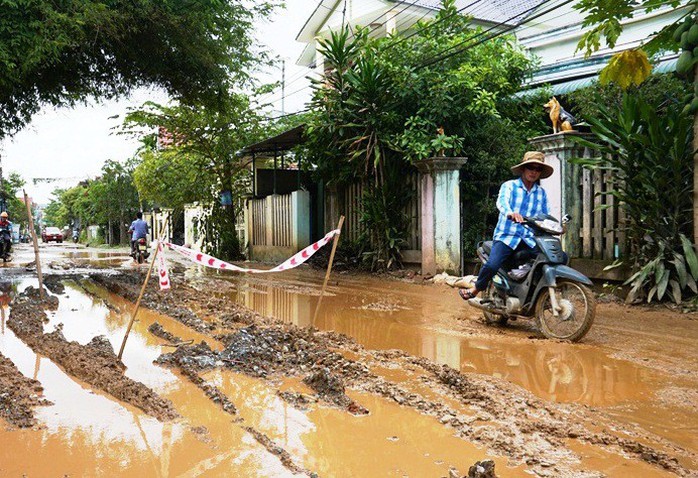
[42,227,64,243]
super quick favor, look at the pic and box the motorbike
[468,214,596,342]
[131,237,150,264]
[72,230,79,243]
[0,228,12,263]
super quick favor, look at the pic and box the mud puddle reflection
[0,279,300,477]
[196,269,696,456]
[205,370,529,477]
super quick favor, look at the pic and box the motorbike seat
[481,241,493,254]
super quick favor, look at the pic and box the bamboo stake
[23,190,45,299]
[312,215,345,324]
[118,220,168,360]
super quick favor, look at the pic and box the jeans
[475,240,538,291]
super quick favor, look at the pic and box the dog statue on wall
[544,97,577,134]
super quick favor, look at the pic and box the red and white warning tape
[156,241,171,290]
[160,228,341,278]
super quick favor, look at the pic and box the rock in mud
[303,368,347,403]
[466,460,497,478]
[42,275,66,295]
[156,341,217,370]
[148,322,182,344]
[21,285,59,310]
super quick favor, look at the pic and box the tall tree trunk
[119,213,129,245]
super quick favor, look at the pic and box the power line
[260,0,571,120]
[416,0,567,70]
[258,0,568,109]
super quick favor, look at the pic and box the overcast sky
[0,0,313,204]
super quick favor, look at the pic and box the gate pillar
[416,157,467,276]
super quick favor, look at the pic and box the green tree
[123,93,265,258]
[44,160,140,244]
[0,0,277,138]
[1,171,28,225]
[575,0,697,244]
[304,1,544,268]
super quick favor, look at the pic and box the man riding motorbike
[128,211,149,260]
[459,151,566,300]
[0,211,13,261]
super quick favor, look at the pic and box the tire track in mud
[0,352,52,428]
[94,271,697,477]
[7,286,178,422]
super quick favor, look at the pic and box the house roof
[240,125,306,155]
[296,0,542,43]
[402,0,542,25]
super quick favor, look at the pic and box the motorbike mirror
[562,214,572,224]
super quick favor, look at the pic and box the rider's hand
[508,212,525,223]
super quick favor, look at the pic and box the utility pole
[281,59,286,116]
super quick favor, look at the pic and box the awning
[239,124,305,155]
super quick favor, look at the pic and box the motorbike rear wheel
[535,280,595,342]
[482,283,508,326]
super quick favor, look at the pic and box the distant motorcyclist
[128,212,149,256]
[0,211,13,259]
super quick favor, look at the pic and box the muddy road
[0,242,696,477]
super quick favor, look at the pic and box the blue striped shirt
[493,178,549,249]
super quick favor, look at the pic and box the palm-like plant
[572,94,697,303]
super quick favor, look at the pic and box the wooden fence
[578,167,627,261]
[248,193,294,247]
[339,171,421,254]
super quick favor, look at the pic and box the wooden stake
[312,215,345,324]
[23,190,45,300]
[118,219,169,361]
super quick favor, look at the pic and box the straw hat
[0,211,7,218]
[511,151,553,179]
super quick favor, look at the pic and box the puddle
[179,268,697,458]
[0,279,298,477]
[0,277,533,477]
[205,370,529,477]
[209,270,653,406]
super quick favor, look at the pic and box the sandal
[459,288,478,301]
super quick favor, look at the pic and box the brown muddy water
[185,267,697,458]
[0,278,527,477]
[1,264,696,476]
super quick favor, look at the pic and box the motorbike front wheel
[535,280,595,342]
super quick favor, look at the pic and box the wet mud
[8,286,178,421]
[0,352,51,428]
[93,270,697,477]
[242,425,317,477]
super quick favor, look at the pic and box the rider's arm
[541,188,550,215]
[496,182,514,218]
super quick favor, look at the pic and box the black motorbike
[130,237,150,264]
[0,228,12,263]
[72,229,79,243]
[468,214,596,342]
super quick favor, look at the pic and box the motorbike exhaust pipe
[467,297,503,314]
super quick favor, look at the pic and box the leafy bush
[304,0,542,267]
[572,93,696,303]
